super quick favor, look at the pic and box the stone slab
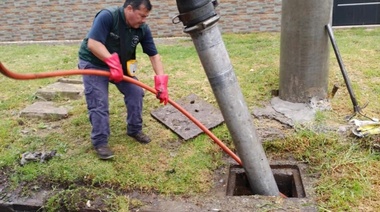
[36,81,84,100]
[0,190,51,212]
[57,77,83,84]
[20,101,68,120]
[151,93,224,140]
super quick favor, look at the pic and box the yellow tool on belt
[126,59,137,77]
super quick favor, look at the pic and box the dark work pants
[78,59,144,148]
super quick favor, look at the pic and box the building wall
[0,0,282,42]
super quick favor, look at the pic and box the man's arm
[86,9,114,62]
[88,39,123,82]
[149,54,165,75]
[88,38,112,62]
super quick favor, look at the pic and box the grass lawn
[0,27,380,211]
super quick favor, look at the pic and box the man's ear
[126,5,133,12]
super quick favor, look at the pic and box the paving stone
[0,190,50,212]
[57,77,83,84]
[35,81,84,100]
[151,93,224,140]
[20,101,68,121]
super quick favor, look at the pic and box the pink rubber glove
[104,53,123,83]
[154,74,169,105]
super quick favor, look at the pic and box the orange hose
[0,62,242,165]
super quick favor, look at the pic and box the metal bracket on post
[172,0,219,30]
[183,15,220,33]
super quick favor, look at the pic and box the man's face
[125,5,149,28]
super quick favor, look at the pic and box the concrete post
[175,0,279,196]
[279,0,333,102]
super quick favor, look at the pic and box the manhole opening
[226,164,306,198]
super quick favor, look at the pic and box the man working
[78,0,169,160]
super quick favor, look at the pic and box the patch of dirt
[0,141,318,212]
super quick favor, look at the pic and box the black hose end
[176,0,218,28]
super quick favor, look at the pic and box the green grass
[1,27,380,211]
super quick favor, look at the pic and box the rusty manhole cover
[151,93,224,140]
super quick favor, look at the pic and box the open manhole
[227,164,306,198]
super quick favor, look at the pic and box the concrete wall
[0,0,282,42]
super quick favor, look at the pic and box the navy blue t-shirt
[88,10,158,57]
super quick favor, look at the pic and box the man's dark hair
[123,0,152,11]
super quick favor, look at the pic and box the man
[78,0,169,160]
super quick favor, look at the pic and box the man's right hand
[104,53,123,83]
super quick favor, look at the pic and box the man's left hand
[154,75,169,105]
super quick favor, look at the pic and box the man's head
[123,0,152,28]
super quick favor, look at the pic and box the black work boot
[95,144,114,160]
[128,132,151,144]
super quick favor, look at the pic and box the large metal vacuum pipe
[279,0,333,102]
[174,0,279,196]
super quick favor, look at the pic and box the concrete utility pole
[174,0,279,196]
[279,0,333,102]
